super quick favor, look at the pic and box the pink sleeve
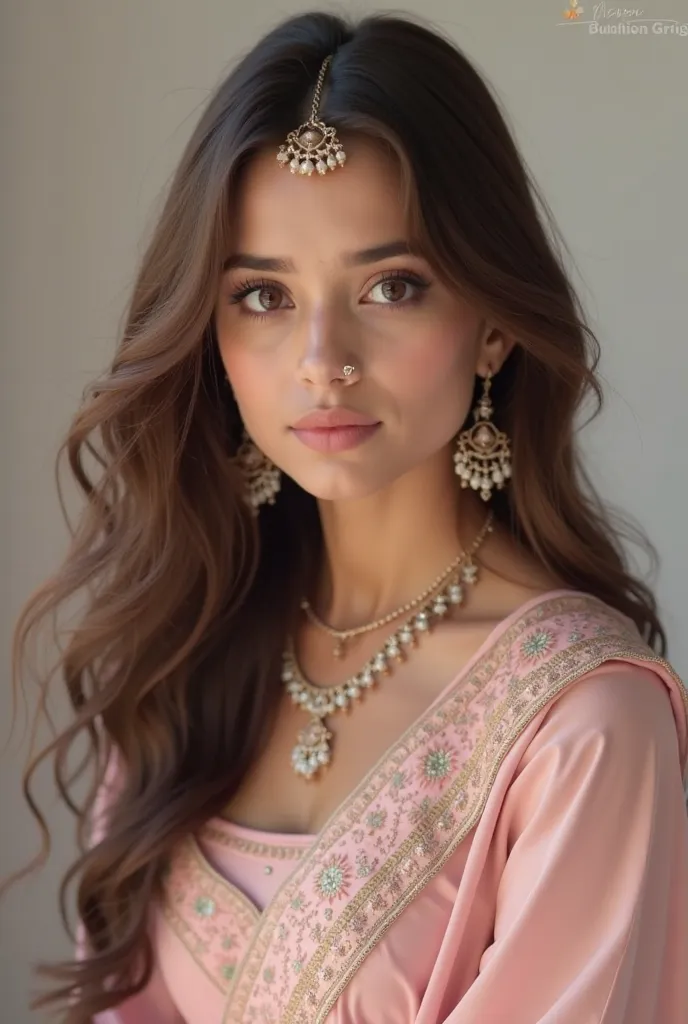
[444,663,688,1023]
[77,744,185,1024]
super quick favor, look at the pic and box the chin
[287,463,400,503]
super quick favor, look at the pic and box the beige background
[2,1,687,1019]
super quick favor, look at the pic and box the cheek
[218,339,280,422]
[384,328,476,406]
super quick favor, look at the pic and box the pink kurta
[85,591,688,1023]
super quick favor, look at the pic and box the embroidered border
[217,595,687,1023]
[303,636,669,1020]
[199,822,312,861]
[162,836,260,993]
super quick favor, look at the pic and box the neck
[311,449,489,630]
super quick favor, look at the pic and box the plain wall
[2,1,687,1019]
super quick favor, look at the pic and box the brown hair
[8,10,664,1021]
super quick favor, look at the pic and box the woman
[10,9,688,1024]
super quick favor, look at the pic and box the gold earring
[453,371,511,502]
[235,429,281,514]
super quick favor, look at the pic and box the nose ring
[342,365,355,377]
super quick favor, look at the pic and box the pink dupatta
[87,592,688,1023]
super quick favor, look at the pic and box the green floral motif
[316,855,351,903]
[391,770,407,790]
[194,896,216,918]
[423,747,453,781]
[366,809,387,830]
[221,963,236,980]
[263,967,275,984]
[520,629,554,659]
[291,894,305,910]
[292,960,303,974]
[318,865,343,897]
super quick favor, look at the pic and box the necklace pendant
[291,715,333,779]
[333,638,346,659]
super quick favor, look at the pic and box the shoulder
[515,661,684,792]
[541,660,678,748]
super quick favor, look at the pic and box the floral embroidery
[568,630,583,643]
[408,795,434,825]
[369,891,388,912]
[420,745,455,785]
[350,911,369,934]
[366,809,387,831]
[414,831,439,858]
[263,967,275,984]
[162,837,259,997]
[292,960,303,974]
[206,596,686,1024]
[520,629,554,659]
[388,871,404,896]
[316,856,351,902]
[194,895,216,917]
[355,852,374,877]
[290,893,305,911]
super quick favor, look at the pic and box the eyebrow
[222,240,416,273]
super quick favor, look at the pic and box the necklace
[301,553,469,659]
[282,511,494,779]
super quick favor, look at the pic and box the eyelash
[227,269,432,320]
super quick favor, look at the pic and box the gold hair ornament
[276,55,347,177]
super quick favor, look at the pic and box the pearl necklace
[282,512,494,779]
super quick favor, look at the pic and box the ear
[475,324,517,377]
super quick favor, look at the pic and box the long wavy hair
[8,9,664,1021]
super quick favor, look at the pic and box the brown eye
[367,273,427,306]
[379,279,408,303]
[255,286,282,310]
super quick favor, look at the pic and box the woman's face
[214,136,508,501]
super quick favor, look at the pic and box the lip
[291,423,381,453]
[291,407,380,429]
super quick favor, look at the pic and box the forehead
[231,136,409,257]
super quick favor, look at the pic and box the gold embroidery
[281,631,687,1020]
[162,836,260,994]
[212,596,687,1023]
[199,822,311,861]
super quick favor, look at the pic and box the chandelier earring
[235,428,282,514]
[453,370,512,502]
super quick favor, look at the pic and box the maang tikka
[276,55,347,176]
[454,371,512,502]
[234,54,344,512]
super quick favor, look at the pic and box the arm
[77,745,185,1024]
[444,663,688,1023]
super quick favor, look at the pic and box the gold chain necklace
[282,511,494,779]
[301,551,470,659]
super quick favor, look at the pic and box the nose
[296,306,361,389]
